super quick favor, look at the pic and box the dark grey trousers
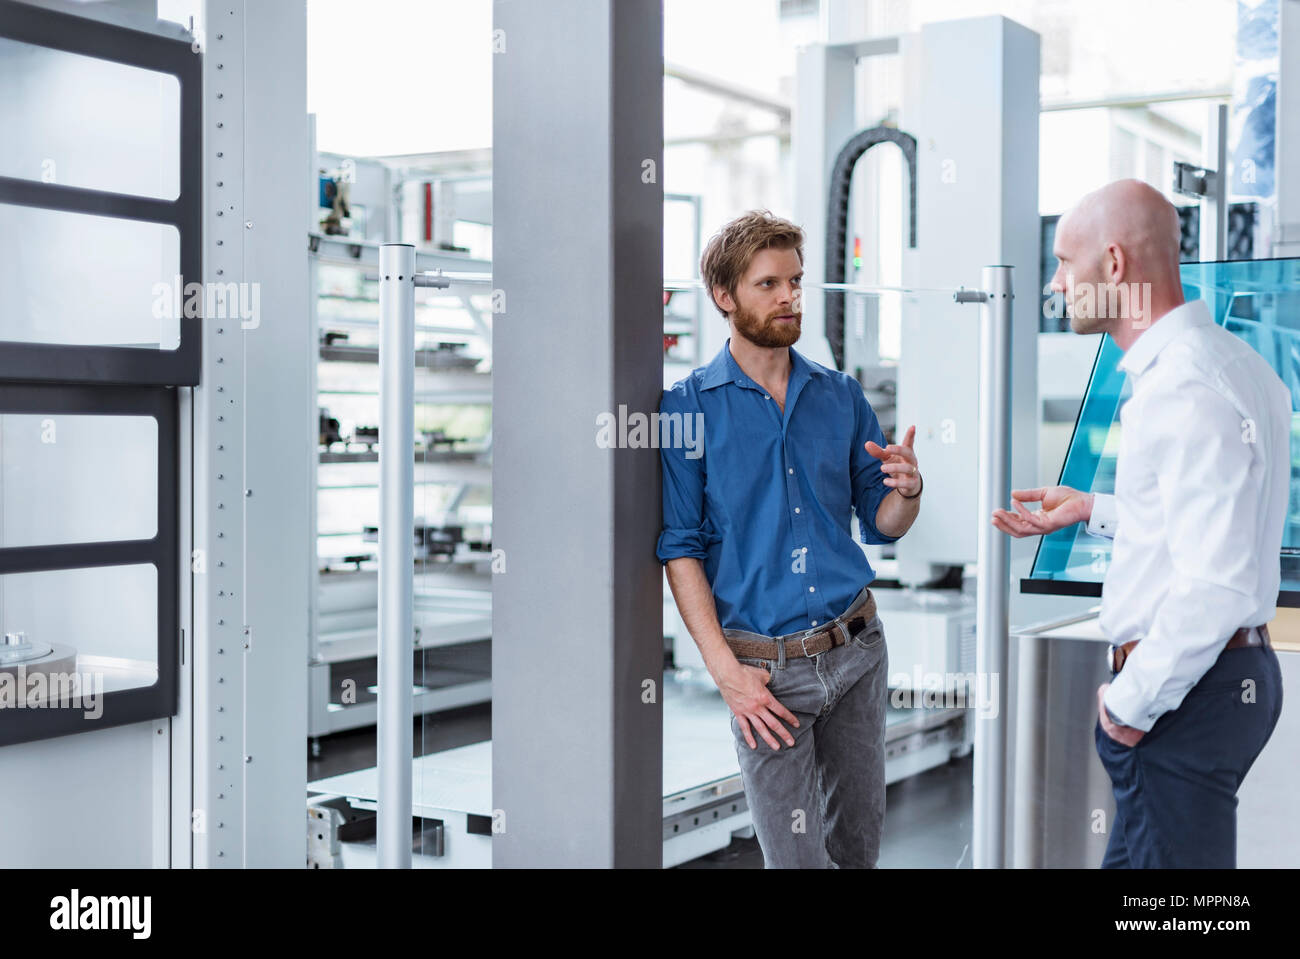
[724,597,889,869]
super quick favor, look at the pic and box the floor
[307,701,974,868]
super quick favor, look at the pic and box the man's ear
[713,285,735,314]
[1105,242,1126,285]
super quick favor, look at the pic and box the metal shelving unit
[308,232,494,749]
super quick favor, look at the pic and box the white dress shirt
[1085,298,1291,732]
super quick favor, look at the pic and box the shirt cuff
[1086,492,1118,539]
[656,528,709,563]
[1103,680,1159,733]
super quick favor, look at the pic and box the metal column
[377,243,415,869]
[973,265,1013,869]
[492,0,663,867]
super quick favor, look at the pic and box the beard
[731,300,802,348]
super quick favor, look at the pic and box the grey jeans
[724,591,889,869]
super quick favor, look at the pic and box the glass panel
[0,564,158,697]
[0,413,157,548]
[0,204,181,349]
[1028,257,1300,593]
[0,36,180,200]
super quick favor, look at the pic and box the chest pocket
[805,430,854,516]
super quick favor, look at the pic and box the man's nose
[776,283,793,304]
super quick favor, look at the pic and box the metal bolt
[216,152,223,158]
[245,489,252,497]
[245,221,253,229]
[245,755,252,764]
[216,180,223,187]
[216,121,224,128]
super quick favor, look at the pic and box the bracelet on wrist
[900,472,923,499]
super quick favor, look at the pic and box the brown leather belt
[1109,624,1271,674]
[724,591,878,661]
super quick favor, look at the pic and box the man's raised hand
[865,425,921,497]
[991,485,1094,538]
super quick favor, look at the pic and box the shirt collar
[1117,298,1213,377]
[699,338,826,391]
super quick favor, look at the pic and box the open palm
[990,485,1092,538]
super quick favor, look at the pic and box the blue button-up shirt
[656,339,898,638]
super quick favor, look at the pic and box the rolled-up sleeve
[656,385,710,563]
[850,387,900,545]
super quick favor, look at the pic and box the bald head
[1050,179,1185,343]
[1064,179,1182,277]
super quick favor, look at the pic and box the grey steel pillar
[377,243,415,869]
[974,265,1013,868]
[492,0,664,867]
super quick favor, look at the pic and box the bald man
[993,179,1288,868]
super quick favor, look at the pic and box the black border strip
[1020,579,1300,609]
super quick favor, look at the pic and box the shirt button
[802,547,807,553]
[811,620,818,626]
[788,468,794,474]
[809,586,815,593]
[794,507,801,514]
[764,394,770,400]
